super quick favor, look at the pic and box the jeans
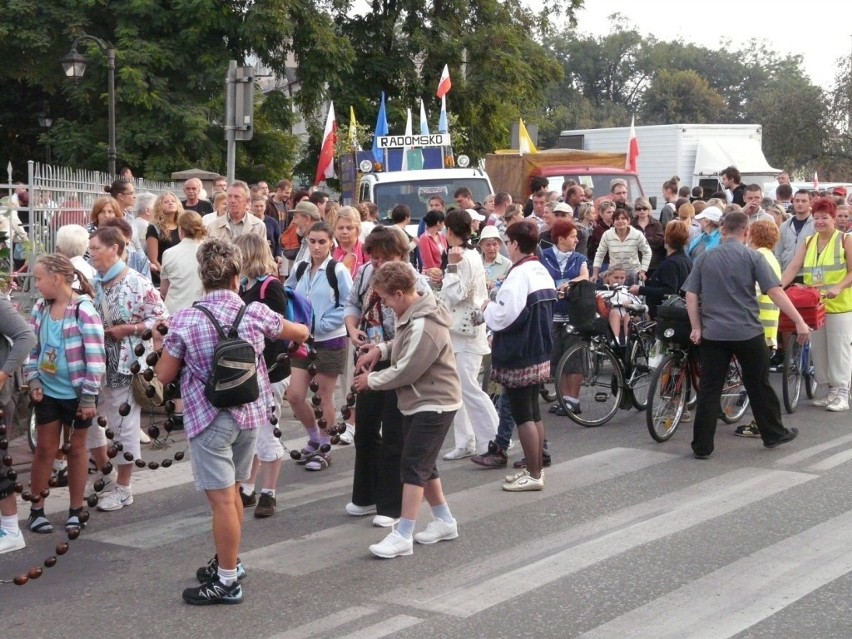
[494,390,516,450]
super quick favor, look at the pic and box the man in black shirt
[182,178,214,215]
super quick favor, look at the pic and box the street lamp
[61,35,117,176]
[38,110,53,164]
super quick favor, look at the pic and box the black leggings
[504,384,541,424]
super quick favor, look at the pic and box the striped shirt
[25,297,106,402]
[593,226,652,272]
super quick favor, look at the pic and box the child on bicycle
[596,264,642,347]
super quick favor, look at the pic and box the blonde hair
[373,261,416,295]
[177,210,207,240]
[37,253,95,298]
[153,191,184,236]
[334,206,362,236]
[90,197,123,226]
[324,200,340,231]
[234,233,276,280]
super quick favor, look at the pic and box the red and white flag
[626,115,639,172]
[436,64,451,99]
[314,102,337,185]
[813,171,819,191]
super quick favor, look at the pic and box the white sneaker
[338,423,355,445]
[369,530,413,558]
[414,518,458,545]
[812,389,838,407]
[0,529,25,555]
[505,469,529,483]
[507,439,515,451]
[139,428,151,444]
[442,446,475,460]
[345,502,377,516]
[502,472,544,492]
[372,515,399,528]
[826,396,850,412]
[97,486,134,512]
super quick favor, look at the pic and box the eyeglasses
[635,206,649,211]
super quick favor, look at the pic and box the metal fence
[1,160,181,312]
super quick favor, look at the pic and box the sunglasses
[635,206,650,211]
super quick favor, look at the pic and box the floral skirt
[491,360,550,389]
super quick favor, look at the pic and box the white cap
[695,206,723,224]
[466,208,486,222]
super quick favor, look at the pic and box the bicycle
[780,336,817,413]
[646,337,750,442]
[553,301,656,427]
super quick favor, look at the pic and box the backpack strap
[193,302,229,339]
[259,276,274,301]
[296,259,341,307]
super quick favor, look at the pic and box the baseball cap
[553,202,572,214]
[466,208,486,222]
[293,200,320,220]
[694,206,723,224]
[832,186,847,198]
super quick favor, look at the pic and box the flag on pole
[813,171,819,191]
[438,95,448,134]
[626,115,639,172]
[419,99,429,135]
[401,108,413,171]
[371,92,389,165]
[519,118,537,155]
[314,102,337,185]
[348,106,359,150]
[436,64,451,99]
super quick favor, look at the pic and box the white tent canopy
[694,138,780,176]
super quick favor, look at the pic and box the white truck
[557,124,780,201]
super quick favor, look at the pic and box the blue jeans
[494,390,516,450]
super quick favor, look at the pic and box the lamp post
[61,35,117,176]
[37,110,53,164]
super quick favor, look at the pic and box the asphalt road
[2,374,852,639]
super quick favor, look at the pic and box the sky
[566,0,851,89]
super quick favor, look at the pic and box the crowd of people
[1,166,851,605]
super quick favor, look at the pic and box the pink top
[420,232,447,271]
[333,241,367,276]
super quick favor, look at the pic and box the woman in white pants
[439,209,498,459]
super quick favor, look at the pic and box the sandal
[28,511,54,534]
[305,451,331,471]
[296,441,321,465]
[65,511,87,533]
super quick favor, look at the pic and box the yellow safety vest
[756,247,780,344]
[802,231,852,314]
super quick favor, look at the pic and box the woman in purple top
[156,238,308,606]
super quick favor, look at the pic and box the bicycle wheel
[556,341,624,427]
[782,339,803,413]
[627,332,655,410]
[803,343,817,399]
[646,352,689,442]
[720,358,750,424]
[540,386,558,403]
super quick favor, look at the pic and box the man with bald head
[182,178,214,215]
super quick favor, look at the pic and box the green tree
[640,69,726,124]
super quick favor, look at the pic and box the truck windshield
[547,174,645,204]
[374,178,492,218]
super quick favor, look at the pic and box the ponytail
[73,268,95,298]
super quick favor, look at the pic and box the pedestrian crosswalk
[5,429,852,638]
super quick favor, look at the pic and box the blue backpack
[260,276,314,332]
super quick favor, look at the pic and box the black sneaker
[183,574,243,606]
[764,427,799,449]
[512,452,552,469]
[254,493,276,518]
[196,554,247,584]
[239,488,257,507]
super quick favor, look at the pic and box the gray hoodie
[367,290,462,415]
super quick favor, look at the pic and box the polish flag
[813,171,819,191]
[626,115,639,172]
[436,64,451,99]
[314,102,337,185]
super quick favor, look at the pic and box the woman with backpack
[285,221,353,471]
[233,234,290,517]
[156,238,309,605]
[24,254,104,535]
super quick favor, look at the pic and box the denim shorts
[189,411,258,491]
